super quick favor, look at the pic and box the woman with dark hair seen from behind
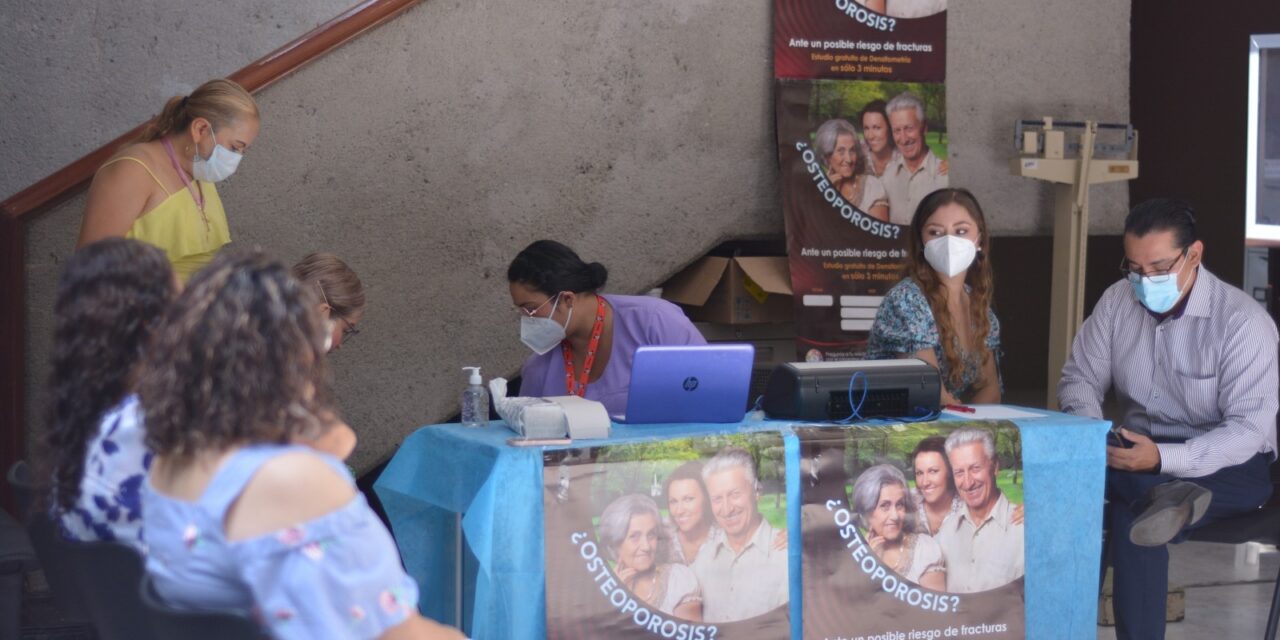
[293,252,366,353]
[814,118,890,222]
[139,250,462,639]
[866,188,1001,405]
[41,238,175,547]
[79,78,260,282]
[508,240,705,415]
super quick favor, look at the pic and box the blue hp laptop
[615,344,755,424]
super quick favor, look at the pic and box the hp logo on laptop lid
[682,376,699,391]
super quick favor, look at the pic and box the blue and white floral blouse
[59,395,151,548]
[143,444,420,639]
[867,278,1002,401]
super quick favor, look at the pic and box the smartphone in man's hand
[1107,427,1134,449]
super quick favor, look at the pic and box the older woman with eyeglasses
[507,240,705,415]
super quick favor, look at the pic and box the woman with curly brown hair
[866,188,1001,405]
[42,238,175,546]
[139,250,461,640]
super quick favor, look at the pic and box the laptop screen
[618,344,755,424]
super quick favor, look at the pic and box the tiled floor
[1097,541,1279,639]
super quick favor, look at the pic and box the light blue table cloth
[374,409,1109,639]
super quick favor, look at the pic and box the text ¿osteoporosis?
[797,142,901,239]
[824,500,961,613]
[570,532,719,640]
[833,0,896,32]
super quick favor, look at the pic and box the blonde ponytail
[139,78,259,142]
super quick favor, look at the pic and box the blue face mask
[1127,253,1188,313]
[192,126,242,183]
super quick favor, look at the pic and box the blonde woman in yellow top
[79,79,259,281]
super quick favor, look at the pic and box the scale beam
[1010,117,1140,409]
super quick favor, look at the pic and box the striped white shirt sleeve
[1057,268,1279,478]
[1058,286,1118,421]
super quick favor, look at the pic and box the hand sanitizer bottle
[461,366,489,428]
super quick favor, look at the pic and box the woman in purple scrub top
[507,240,706,416]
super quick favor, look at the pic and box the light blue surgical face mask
[1127,253,1189,313]
[192,126,243,183]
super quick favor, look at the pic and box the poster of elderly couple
[541,421,1024,639]
[542,433,790,639]
[774,0,948,360]
[800,421,1025,640]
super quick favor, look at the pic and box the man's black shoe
[1129,480,1213,547]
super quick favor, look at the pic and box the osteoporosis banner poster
[774,0,948,360]
[543,433,790,639]
[798,421,1026,640]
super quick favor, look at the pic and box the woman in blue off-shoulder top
[139,250,463,640]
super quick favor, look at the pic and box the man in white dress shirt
[1058,198,1279,639]
[691,447,789,622]
[935,428,1024,593]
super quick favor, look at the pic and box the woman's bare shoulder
[97,141,166,180]
[225,450,355,541]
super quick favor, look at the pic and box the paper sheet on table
[943,404,1048,420]
[545,395,611,439]
[489,377,567,438]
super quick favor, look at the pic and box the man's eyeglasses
[1118,250,1186,284]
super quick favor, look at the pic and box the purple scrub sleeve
[518,294,706,415]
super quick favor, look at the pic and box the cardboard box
[662,257,794,324]
[693,321,794,342]
[692,322,798,410]
[694,322,795,367]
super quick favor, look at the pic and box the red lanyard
[562,296,608,396]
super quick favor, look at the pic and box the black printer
[762,359,941,420]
